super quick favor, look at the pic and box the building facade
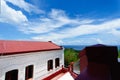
[0,40,64,80]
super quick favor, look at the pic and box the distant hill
[63,45,86,50]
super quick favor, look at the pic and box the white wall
[0,49,64,80]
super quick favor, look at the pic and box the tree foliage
[64,48,79,67]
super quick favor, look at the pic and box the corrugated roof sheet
[0,40,62,55]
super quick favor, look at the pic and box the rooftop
[42,68,78,80]
[0,40,62,55]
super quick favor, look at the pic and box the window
[48,60,53,71]
[55,58,60,68]
[25,65,34,80]
[5,69,18,80]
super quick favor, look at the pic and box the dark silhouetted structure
[76,44,120,80]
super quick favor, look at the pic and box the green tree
[64,48,79,67]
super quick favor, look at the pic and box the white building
[0,40,64,80]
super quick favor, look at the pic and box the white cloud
[21,9,79,33]
[19,9,94,34]
[93,38,104,44]
[109,29,120,37]
[0,0,120,45]
[0,0,28,24]
[5,0,44,13]
[31,18,120,45]
[32,18,120,39]
[67,18,120,36]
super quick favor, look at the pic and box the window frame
[55,58,60,68]
[47,59,53,71]
[25,65,34,80]
[5,69,18,80]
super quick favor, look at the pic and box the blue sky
[0,0,120,45]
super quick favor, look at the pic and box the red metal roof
[0,40,62,55]
[42,67,78,80]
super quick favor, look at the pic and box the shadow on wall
[76,44,120,80]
